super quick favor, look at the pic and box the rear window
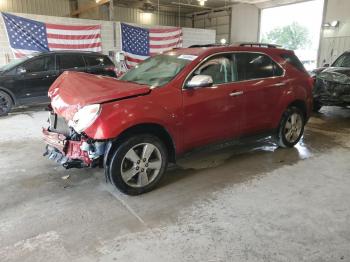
[280,53,307,73]
[85,55,113,67]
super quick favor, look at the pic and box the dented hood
[317,67,350,84]
[49,71,150,120]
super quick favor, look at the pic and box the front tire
[0,91,13,116]
[277,106,305,148]
[108,134,168,195]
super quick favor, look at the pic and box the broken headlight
[69,104,101,133]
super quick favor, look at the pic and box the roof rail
[237,42,282,48]
[188,44,224,48]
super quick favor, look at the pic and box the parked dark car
[313,51,350,112]
[0,51,116,116]
[43,44,313,195]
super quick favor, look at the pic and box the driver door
[18,55,58,103]
[182,53,242,150]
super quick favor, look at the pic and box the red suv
[43,44,313,195]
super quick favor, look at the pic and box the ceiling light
[220,38,227,45]
[330,20,339,27]
[198,0,207,6]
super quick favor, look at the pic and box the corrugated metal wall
[114,6,191,27]
[0,0,71,17]
[0,0,192,27]
[319,36,350,65]
[94,5,192,27]
[193,10,231,43]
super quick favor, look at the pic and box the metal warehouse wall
[78,3,192,28]
[318,0,350,65]
[0,12,215,65]
[193,9,231,43]
[0,0,70,17]
[111,6,192,27]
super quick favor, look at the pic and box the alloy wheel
[120,143,163,188]
[284,113,303,143]
[0,95,10,115]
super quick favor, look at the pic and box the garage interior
[0,0,350,261]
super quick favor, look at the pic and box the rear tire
[277,106,305,148]
[0,91,13,116]
[108,134,168,195]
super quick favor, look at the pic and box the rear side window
[85,55,113,67]
[280,53,306,73]
[235,53,283,81]
[58,54,85,70]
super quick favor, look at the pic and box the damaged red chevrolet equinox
[43,44,313,195]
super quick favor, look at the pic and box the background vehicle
[312,51,350,112]
[0,51,116,116]
[43,44,313,195]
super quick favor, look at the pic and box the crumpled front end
[314,77,350,106]
[43,111,107,169]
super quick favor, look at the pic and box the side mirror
[185,75,213,89]
[17,67,26,74]
[323,63,330,67]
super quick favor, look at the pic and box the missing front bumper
[42,128,103,169]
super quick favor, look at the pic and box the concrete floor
[0,105,349,262]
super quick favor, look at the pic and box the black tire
[0,91,13,116]
[312,100,322,112]
[277,106,305,148]
[108,134,168,195]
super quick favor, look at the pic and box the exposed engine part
[314,78,350,106]
[80,141,106,160]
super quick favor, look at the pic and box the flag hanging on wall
[2,12,102,58]
[121,23,183,67]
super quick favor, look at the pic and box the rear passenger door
[57,54,86,74]
[233,52,285,134]
[84,55,116,77]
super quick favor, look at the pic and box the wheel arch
[103,123,177,181]
[287,99,307,121]
[0,87,16,105]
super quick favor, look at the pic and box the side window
[22,56,55,73]
[191,54,236,85]
[85,56,113,67]
[235,53,280,81]
[59,55,85,70]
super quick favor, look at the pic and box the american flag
[2,12,102,58]
[121,23,182,67]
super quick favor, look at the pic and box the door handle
[229,91,244,97]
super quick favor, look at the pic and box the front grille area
[316,79,350,95]
[48,113,71,137]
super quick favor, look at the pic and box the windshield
[332,53,350,68]
[120,54,190,87]
[0,58,27,71]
